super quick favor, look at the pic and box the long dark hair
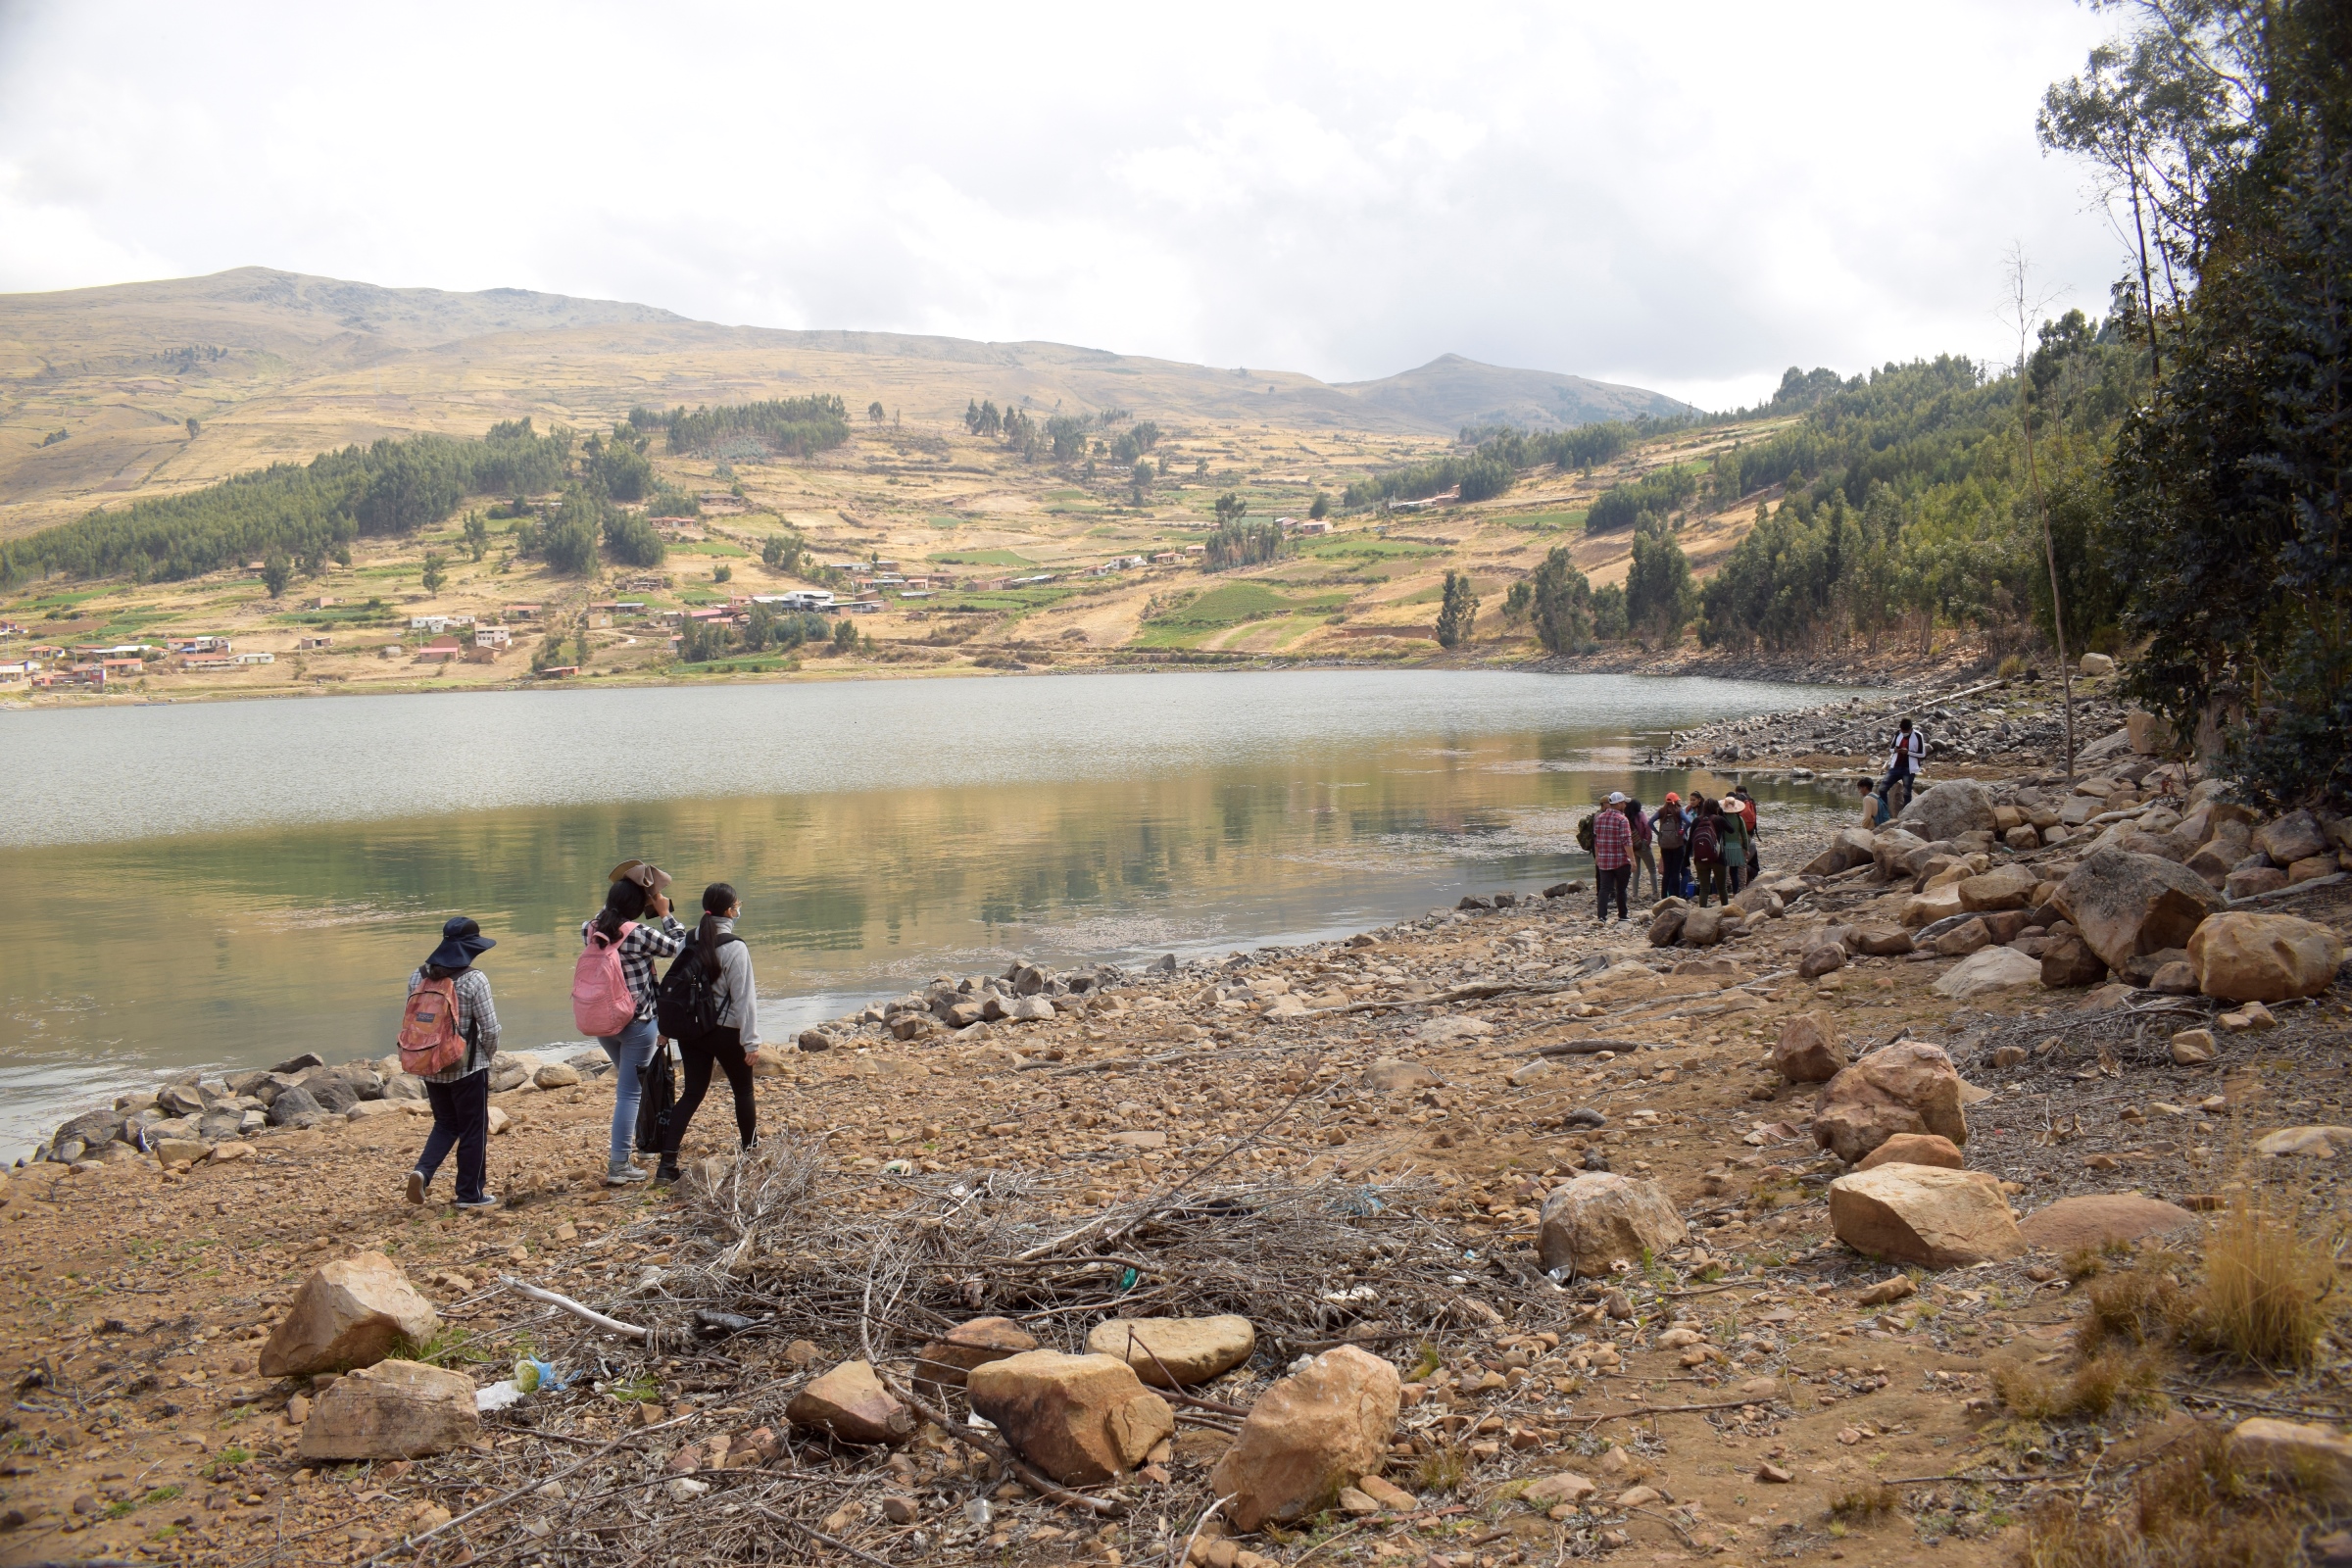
[697,882,739,972]
[594,877,648,941]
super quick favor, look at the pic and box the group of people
[396,860,761,1208]
[1587,787,1762,921]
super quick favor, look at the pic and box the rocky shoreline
[3,710,2348,1568]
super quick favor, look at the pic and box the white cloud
[0,0,2127,407]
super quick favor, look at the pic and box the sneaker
[652,1162,680,1186]
[454,1193,500,1209]
[405,1170,425,1205]
[606,1162,650,1187]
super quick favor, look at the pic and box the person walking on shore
[1655,791,1689,899]
[1625,794,1659,902]
[576,862,686,1187]
[653,883,760,1185]
[399,916,501,1209]
[1591,792,1634,923]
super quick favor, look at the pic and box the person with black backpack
[653,882,760,1184]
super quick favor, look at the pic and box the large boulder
[2227,1418,2352,1502]
[2185,821,2254,888]
[1933,945,2044,1000]
[1827,1164,2026,1269]
[1208,1345,1399,1533]
[913,1317,1039,1392]
[1812,1041,1968,1164]
[1957,865,2038,912]
[1848,925,1916,957]
[297,1358,479,1460]
[786,1360,914,1446]
[1872,830,1931,882]
[260,1253,440,1377]
[1854,1133,1964,1172]
[2254,810,2329,868]
[299,1070,360,1116]
[1536,1172,1689,1276]
[2017,1194,2198,1253]
[2186,912,2345,1003]
[1772,1013,1847,1084]
[2040,934,2110,988]
[266,1086,328,1128]
[1681,906,1725,947]
[1086,1316,1256,1387]
[1802,828,1880,877]
[2055,848,2226,972]
[1898,780,1997,844]
[967,1351,1174,1487]
[1645,906,1686,947]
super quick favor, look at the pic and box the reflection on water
[0,669,1860,1155]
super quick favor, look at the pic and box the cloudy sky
[0,2,2124,408]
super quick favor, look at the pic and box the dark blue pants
[416,1070,490,1204]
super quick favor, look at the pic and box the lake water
[0,668,1862,1158]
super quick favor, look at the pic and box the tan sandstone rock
[1957,864,2038,912]
[1811,1041,1969,1164]
[1934,944,2044,1000]
[1828,1164,2025,1268]
[2186,911,2345,1004]
[2017,1193,2198,1253]
[913,1316,1038,1392]
[1537,1172,1690,1276]
[1772,1013,1848,1084]
[1209,1345,1400,1532]
[260,1252,440,1378]
[967,1351,1174,1487]
[297,1358,479,1460]
[1087,1315,1256,1387]
[2227,1417,2352,1501]
[786,1359,914,1446]
[2056,848,2226,973]
[1854,1133,1964,1172]
[1365,1058,1443,1093]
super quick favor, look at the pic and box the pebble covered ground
[3,707,2347,1568]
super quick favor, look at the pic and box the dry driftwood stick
[359,1413,692,1566]
[1171,1494,1234,1568]
[498,1276,650,1341]
[1531,1039,1663,1057]
[1570,1397,1760,1428]
[746,1500,899,1568]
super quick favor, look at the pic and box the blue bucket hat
[427,916,496,971]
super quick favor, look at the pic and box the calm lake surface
[0,669,1863,1157]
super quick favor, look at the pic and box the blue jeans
[599,1015,659,1167]
[416,1070,489,1204]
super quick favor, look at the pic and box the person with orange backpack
[575,862,686,1187]
[400,916,502,1209]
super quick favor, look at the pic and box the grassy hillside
[0,270,1686,538]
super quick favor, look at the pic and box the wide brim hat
[609,858,673,894]
[428,916,496,970]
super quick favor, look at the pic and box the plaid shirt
[406,966,500,1083]
[579,914,686,1022]
[1591,806,1633,870]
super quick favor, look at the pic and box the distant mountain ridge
[0,269,1686,533]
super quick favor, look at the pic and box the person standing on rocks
[653,882,760,1185]
[1714,796,1748,899]
[1624,793,1659,902]
[1882,717,1924,812]
[580,863,686,1187]
[1591,792,1634,923]
[402,917,501,1210]
[1732,785,1761,885]
[1655,791,1689,899]
[1688,796,1724,906]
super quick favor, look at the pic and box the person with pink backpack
[400,916,502,1209]
[575,860,686,1186]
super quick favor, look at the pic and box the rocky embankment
[4,718,2349,1568]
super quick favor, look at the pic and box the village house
[297,635,333,651]
[36,664,105,689]
[472,624,512,649]
[0,661,37,682]
[168,635,231,655]
[1294,518,1334,536]
[229,651,274,665]
[101,658,144,677]
[416,636,464,662]
[0,620,24,636]
[504,603,542,620]
[180,654,236,673]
